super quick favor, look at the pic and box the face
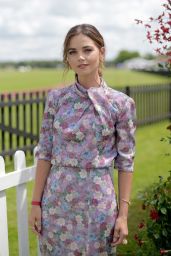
[66,33,104,79]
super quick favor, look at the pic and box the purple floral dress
[36,80,136,256]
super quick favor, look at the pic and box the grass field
[1,68,171,93]
[5,120,171,255]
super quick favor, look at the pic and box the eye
[68,50,76,55]
[84,48,92,53]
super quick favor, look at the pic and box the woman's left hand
[111,216,128,247]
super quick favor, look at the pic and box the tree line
[0,50,155,69]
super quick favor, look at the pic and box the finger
[116,236,124,246]
[112,229,120,243]
[31,225,41,236]
[112,229,124,246]
[35,220,41,232]
[112,235,127,247]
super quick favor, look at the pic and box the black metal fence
[0,90,47,159]
[0,83,171,159]
[120,83,171,126]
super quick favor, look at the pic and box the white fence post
[14,151,30,256]
[0,156,9,256]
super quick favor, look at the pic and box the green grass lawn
[1,68,170,93]
[4,120,171,255]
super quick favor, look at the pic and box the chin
[77,69,97,77]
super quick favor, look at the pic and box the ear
[100,47,105,60]
[101,47,105,55]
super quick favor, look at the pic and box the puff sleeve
[114,97,136,172]
[36,91,55,161]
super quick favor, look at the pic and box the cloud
[0,0,164,61]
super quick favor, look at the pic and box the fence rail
[0,83,171,159]
[128,83,171,126]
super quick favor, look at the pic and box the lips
[78,64,89,69]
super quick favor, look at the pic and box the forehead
[68,34,97,48]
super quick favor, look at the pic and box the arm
[33,90,55,199]
[29,160,51,235]
[112,97,136,246]
[112,171,133,246]
[118,171,133,219]
[31,159,51,201]
[29,91,55,235]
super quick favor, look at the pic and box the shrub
[134,125,171,255]
[134,172,171,255]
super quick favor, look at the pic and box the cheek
[68,60,76,69]
[90,55,100,66]
[90,52,100,63]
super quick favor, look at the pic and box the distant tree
[0,60,64,69]
[143,53,156,60]
[113,50,140,65]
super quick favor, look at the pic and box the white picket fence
[0,148,40,256]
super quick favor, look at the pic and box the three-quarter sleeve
[36,91,55,161]
[114,97,136,172]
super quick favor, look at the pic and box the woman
[29,23,136,256]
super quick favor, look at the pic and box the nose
[78,53,85,61]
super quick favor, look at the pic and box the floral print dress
[36,80,136,256]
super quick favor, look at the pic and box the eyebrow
[67,46,93,51]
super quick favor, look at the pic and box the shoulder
[48,84,72,98]
[47,84,73,107]
[105,85,135,112]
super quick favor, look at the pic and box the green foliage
[143,53,156,60]
[0,60,63,69]
[134,171,171,255]
[132,125,171,255]
[113,50,140,64]
[161,124,171,146]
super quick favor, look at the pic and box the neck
[76,74,101,89]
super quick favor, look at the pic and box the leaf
[154,233,159,239]
[158,63,164,68]
[160,208,167,214]
[162,229,168,237]
[151,200,157,205]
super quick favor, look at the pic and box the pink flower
[138,221,145,229]
[134,234,144,247]
[150,209,159,221]
[134,234,139,241]
[161,26,170,33]
[160,249,171,255]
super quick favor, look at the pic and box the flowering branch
[135,0,171,69]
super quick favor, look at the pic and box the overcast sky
[0,0,164,61]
